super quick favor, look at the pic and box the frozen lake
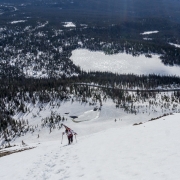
[70,49,180,76]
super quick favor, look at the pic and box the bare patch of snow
[24,26,31,31]
[169,43,180,48]
[54,29,63,36]
[63,22,76,27]
[140,31,159,35]
[80,24,88,27]
[78,41,83,46]
[10,20,26,24]
[0,28,6,32]
[143,38,153,40]
[36,21,48,29]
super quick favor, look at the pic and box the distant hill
[0,0,180,23]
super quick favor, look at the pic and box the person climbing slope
[61,124,77,145]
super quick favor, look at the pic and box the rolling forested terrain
[1,0,180,143]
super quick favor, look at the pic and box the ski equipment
[61,133,63,144]
[61,124,77,144]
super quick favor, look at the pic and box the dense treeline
[77,72,180,89]
[1,73,180,131]
[1,74,180,146]
[0,77,67,131]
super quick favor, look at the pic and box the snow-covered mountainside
[1,1,180,179]
[0,113,180,180]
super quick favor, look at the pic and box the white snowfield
[140,31,159,35]
[10,20,27,24]
[70,49,180,76]
[10,98,157,142]
[63,22,76,27]
[169,43,180,48]
[1,113,180,180]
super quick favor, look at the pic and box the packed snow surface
[140,31,159,35]
[63,22,76,27]
[1,113,180,180]
[70,49,180,76]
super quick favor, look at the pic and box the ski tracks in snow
[25,142,83,180]
[1,115,180,180]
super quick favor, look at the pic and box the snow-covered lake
[70,49,180,76]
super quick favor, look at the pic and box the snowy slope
[1,113,180,180]
[7,94,177,145]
